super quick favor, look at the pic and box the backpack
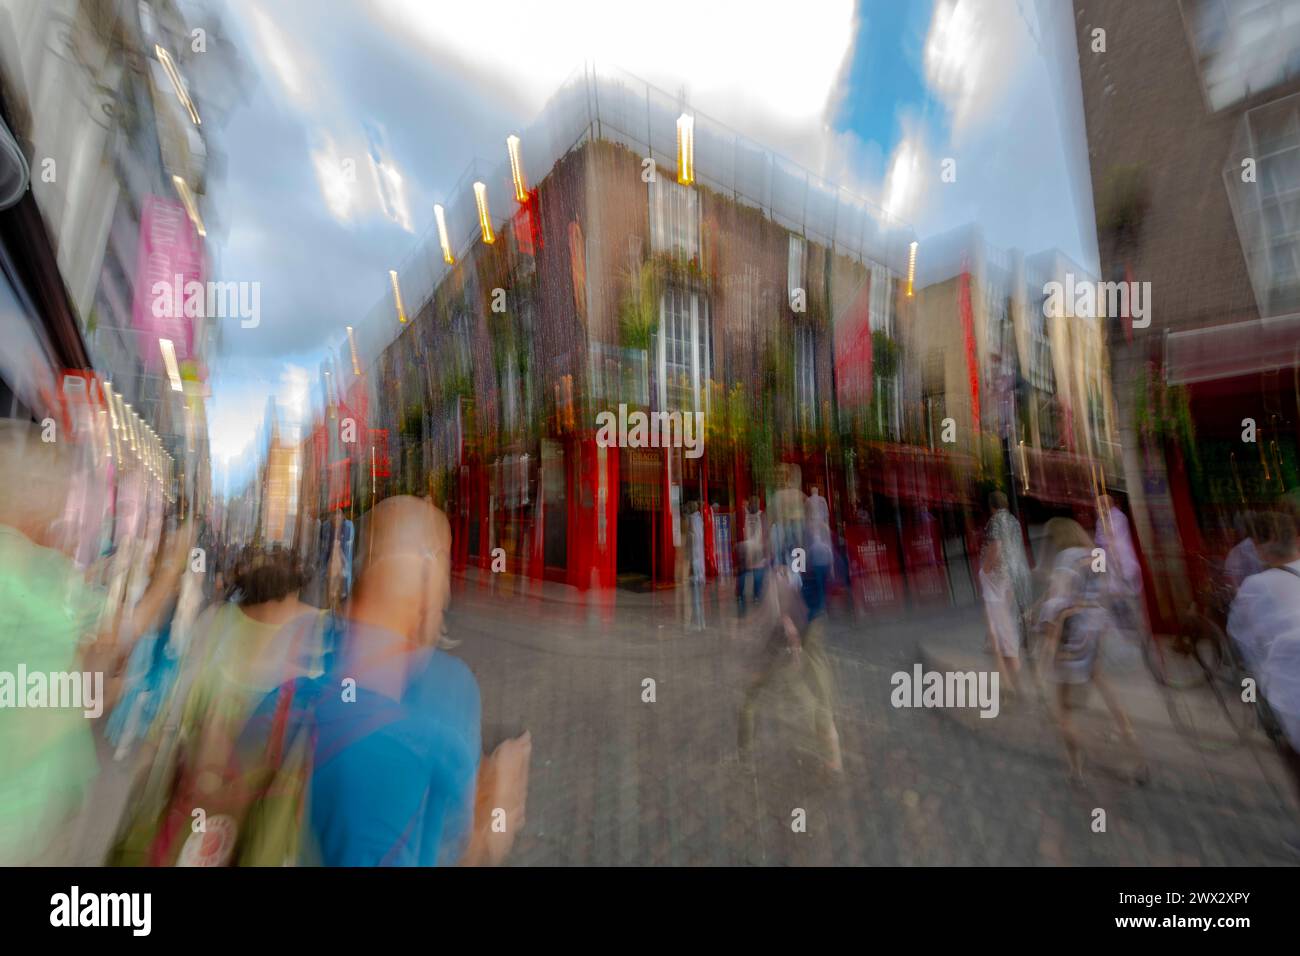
[225,615,340,866]
[106,612,337,867]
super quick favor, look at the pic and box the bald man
[259,496,528,866]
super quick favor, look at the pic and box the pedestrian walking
[1227,510,1300,853]
[737,563,842,778]
[1036,518,1148,787]
[736,497,768,615]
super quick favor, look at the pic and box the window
[649,178,700,261]
[1226,92,1300,315]
[658,288,710,413]
[503,349,519,436]
[1037,390,1060,450]
[869,264,894,337]
[795,324,816,429]
[924,393,947,450]
[987,293,1016,387]
[452,309,473,376]
[875,373,901,440]
[1183,0,1300,111]
[788,234,805,304]
[1029,306,1055,394]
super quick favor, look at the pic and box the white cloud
[905,0,1092,268]
[244,4,314,110]
[372,0,856,124]
[234,0,417,232]
[278,363,312,427]
[365,125,415,233]
[207,388,262,469]
[883,135,923,222]
[312,135,356,223]
[923,0,1027,135]
[368,0,863,190]
[206,361,315,491]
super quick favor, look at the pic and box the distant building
[257,398,300,547]
[911,224,1120,519]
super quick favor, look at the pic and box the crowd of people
[975,484,1300,828]
[0,418,530,866]
[3,404,1299,865]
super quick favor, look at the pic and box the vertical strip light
[474,182,495,244]
[109,388,125,462]
[159,338,184,391]
[507,135,528,202]
[676,113,695,186]
[346,325,361,376]
[155,45,201,126]
[172,175,206,237]
[435,204,454,264]
[907,241,918,297]
[389,270,407,324]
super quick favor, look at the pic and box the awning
[1165,313,1300,385]
[867,443,976,506]
[1012,445,1103,508]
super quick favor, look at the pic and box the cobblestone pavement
[448,578,1300,866]
[36,577,1299,867]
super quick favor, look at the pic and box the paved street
[448,575,1300,866]
[35,575,1298,867]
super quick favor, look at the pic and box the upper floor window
[795,324,816,430]
[1029,306,1056,394]
[649,178,699,262]
[1182,0,1300,111]
[658,288,710,413]
[869,263,894,337]
[1225,91,1300,315]
[787,234,806,304]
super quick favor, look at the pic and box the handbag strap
[266,679,297,769]
[264,611,326,767]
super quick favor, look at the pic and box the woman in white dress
[980,539,1021,694]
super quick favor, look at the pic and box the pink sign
[131,195,204,367]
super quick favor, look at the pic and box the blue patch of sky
[833,0,945,176]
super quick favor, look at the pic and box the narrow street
[445,579,1298,865]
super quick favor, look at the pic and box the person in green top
[0,419,191,864]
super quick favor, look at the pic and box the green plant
[872,330,899,380]
[647,250,711,291]
[618,266,658,351]
[439,367,473,407]
[1135,363,1200,479]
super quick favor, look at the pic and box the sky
[198,0,1098,494]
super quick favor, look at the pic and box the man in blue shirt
[255,496,529,866]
